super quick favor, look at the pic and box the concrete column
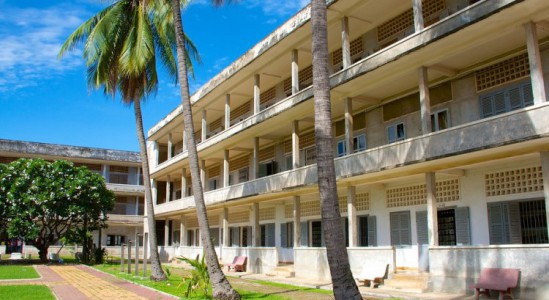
[153,141,159,166]
[166,175,171,202]
[167,133,173,159]
[525,22,547,105]
[274,204,285,248]
[222,208,230,248]
[152,179,157,205]
[292,121,300,169]
[180,216,185,247]
[341,16,351,69]
[251,137,259,180]
[412,0,424,32]
[102,164,110,183]
[292,50,299,95]
[225,94,231,129]
[135,196,139,215]
[182,128,187,152]
[254,74,261,114]
[540,152,549,238]
[201,109,208,142]
[181,168,187,197]
[419,66,432,134]
[347,186,358,247]
[164,219,170,246]
[223,150,230,188]
[426,172,439,246]
[136,167,141,185]
[344,98,354,155]
[252,203,260,247]
[293,196,301,247]
[200,160,206,189]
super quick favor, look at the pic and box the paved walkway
[0,265,177,300]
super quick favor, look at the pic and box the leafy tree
[310,0,361,298]
[168,0,241,298]
[59,0,199,281]
[0,158,115,263]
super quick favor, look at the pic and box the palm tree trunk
[310,0,361,299]
[134,99,167,281]
[170,1,240,299]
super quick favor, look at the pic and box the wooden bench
[354,264,389,288]
[226,256,247,272]
[471,268,520,300]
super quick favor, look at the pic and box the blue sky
[0,0,308,151]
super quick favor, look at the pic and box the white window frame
[336,139,346,157]
[387,122,406,143]
[353,133,367,153]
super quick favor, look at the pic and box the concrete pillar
[166,175,171,202]
[419,66,432,134]
[347,186,358,247]
[223,150,230,188]
[180,216,185,247]
[167,133,173,159]
[292,121,300,169]
[293,196,301,247]
[252,203,260,247]
[426,172,439,246]
[182,128,187,152]
[292,50,299,95]
[102,164,110,182]
[136,167,141,185]
[344,98,354,155]
[274,204,285,248]
[164,219,170,246]
[254,74,261,114]
[135,196,139,215]
[252,137,259,180]
[525,22,547,105]
[153,141,159,166]
[152,179,157,205]
[200,160,206,189]
[412,0,424,32]
[201,109,208,142]
[341,16,351,69]
[222,208,230,248]
[540,152,549,238]
[225,94,231,129]
[181,168,187,197]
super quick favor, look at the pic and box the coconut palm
[310,0,362,298]
[58,0,199,281]
[168,0,241,299]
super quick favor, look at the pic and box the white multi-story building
[146,0,549,297]
[0,139,145,255]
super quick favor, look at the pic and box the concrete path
[0,265,177,300]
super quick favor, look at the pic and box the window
[430,110,449,132]
[106,235,126,246]
[260,223,275,247]
[479,81,534,118]
[208,177,218,191]
[353,134,367,153]
[387,123,406,143]
[229,167,249,185]
[311,221,323,247]
[280,222,294,248]
[337,140,346,157]
[358,215,377,247]
[390,211,411,246]
[304,147,317,166]
[488,199,548,245]
[416,208,471,246]
[258,161,277,178]
[285,155,293,171]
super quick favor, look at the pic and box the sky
[0,0,309,152]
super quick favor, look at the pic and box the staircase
[267,264,295,278]
[378,268,430,293]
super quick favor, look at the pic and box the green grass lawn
[94,263,293,299]
[0,285,55,300]
[248,279,333,295]
[0,266,40,280]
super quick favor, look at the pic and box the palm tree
[59,0,199,281]
[168,0,241,299]
[310,0,362,298]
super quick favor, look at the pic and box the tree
[0,159,115,263]
[310,0,362,298]
[169,0,241,299]
[59,0,199,281]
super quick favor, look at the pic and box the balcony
[155,103,549,215]
[106,183,145,195]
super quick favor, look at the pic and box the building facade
[0,139,145,255]
[146,0,549,297]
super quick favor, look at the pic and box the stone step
[380,270,430,293]
[266,264,295,278]
[383,278,428,289]
[377,285,428,294]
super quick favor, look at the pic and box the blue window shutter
[455,207,471,245]
[416,211,428,245]
[367,215,377,246]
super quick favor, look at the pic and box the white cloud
[0,4,89,92]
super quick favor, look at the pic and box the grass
[0,285,55,300]
[94,263,290,299]
[249,279,333,295]
[0,265,40,280]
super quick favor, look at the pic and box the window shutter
[246,226,252,246]
[266,223,276,247]
[232,227,240,247]
[367,215,377,246]
[480,95,494,118]
[508,87,522,110]
[390,213,400,245]
[522,82,534,107]
[493,92,507,114]
[301,221,309,247]
[455,207,471,245]
[508,202,522,244]
[488,203,506,244]
[400,212,411,245]
[281,223,287,248]
[416,211,429,245]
